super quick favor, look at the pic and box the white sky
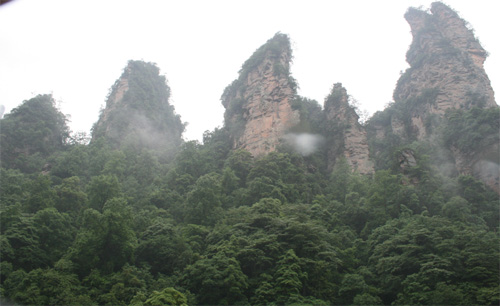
[0,0,498,141]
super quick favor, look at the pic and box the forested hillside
[1,94,498,305]
[1,2,499,305]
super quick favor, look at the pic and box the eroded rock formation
[324,84,374,175]
[221,33,300,157]
[368,2,499,193]
[394,2,496,139]
[220,3,497,192]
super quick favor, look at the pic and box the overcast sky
[1,0,498,141]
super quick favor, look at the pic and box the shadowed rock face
[221,34,300,157]
[324,83,374,175]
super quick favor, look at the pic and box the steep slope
[221,33,300,157]
[324,84,374,175]
[394,2,496,140]
[92,60,184,152]
[367,2,499,193]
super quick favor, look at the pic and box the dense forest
[1,3,500,303]
[1,84,499,305]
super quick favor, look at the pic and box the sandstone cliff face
[97,66,131,132]
[324,84,374,175]
[92,60,184,152]
[394,2,496,139]
[370,2,499,193]
[221,34,300,157]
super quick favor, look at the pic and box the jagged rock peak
[324,84,357,123]
[92,60,184,152]
[405,2,487,69]
[395,1,496,112]
[221,33,300,156]
[370,2,500,194]
[324,83,374,175]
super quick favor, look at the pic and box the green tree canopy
[0,94,69,172]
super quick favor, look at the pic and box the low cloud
[284,133,325,156]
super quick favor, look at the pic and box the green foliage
[1,135,497,305]
[184,172,223,226]
[1,65,498,306]
[180,252,248,305]
[221,33,294,140]
[338,273,381,305]
[368,214,499,305]
[366,88,441,171]
[0,168,28,206]
[239,32,292,80]
[92,60,185,153]
[136,220,192,275]
[32,208,76,265]
[50,144,90,179]
[404,3,484,74]
[290,96,325,134]
[24,174,57,213]
[442,196,471,221]
[442,107,500,154]
[68,199,137,276]
[144,287,188,306]
[4,267,88,306]
[1,207,75,272]
[87,174,121,211]
[0,94,70,172]
[369,88,439,138]
[54,176,87,214]
[272,249,306,304]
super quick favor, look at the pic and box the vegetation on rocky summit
[0,94,70,173]
[1,2,499,304]
[92,60,185,156]
[221,32,298,145]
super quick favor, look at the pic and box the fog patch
[473,159,500,190]
[284,133,325,156]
